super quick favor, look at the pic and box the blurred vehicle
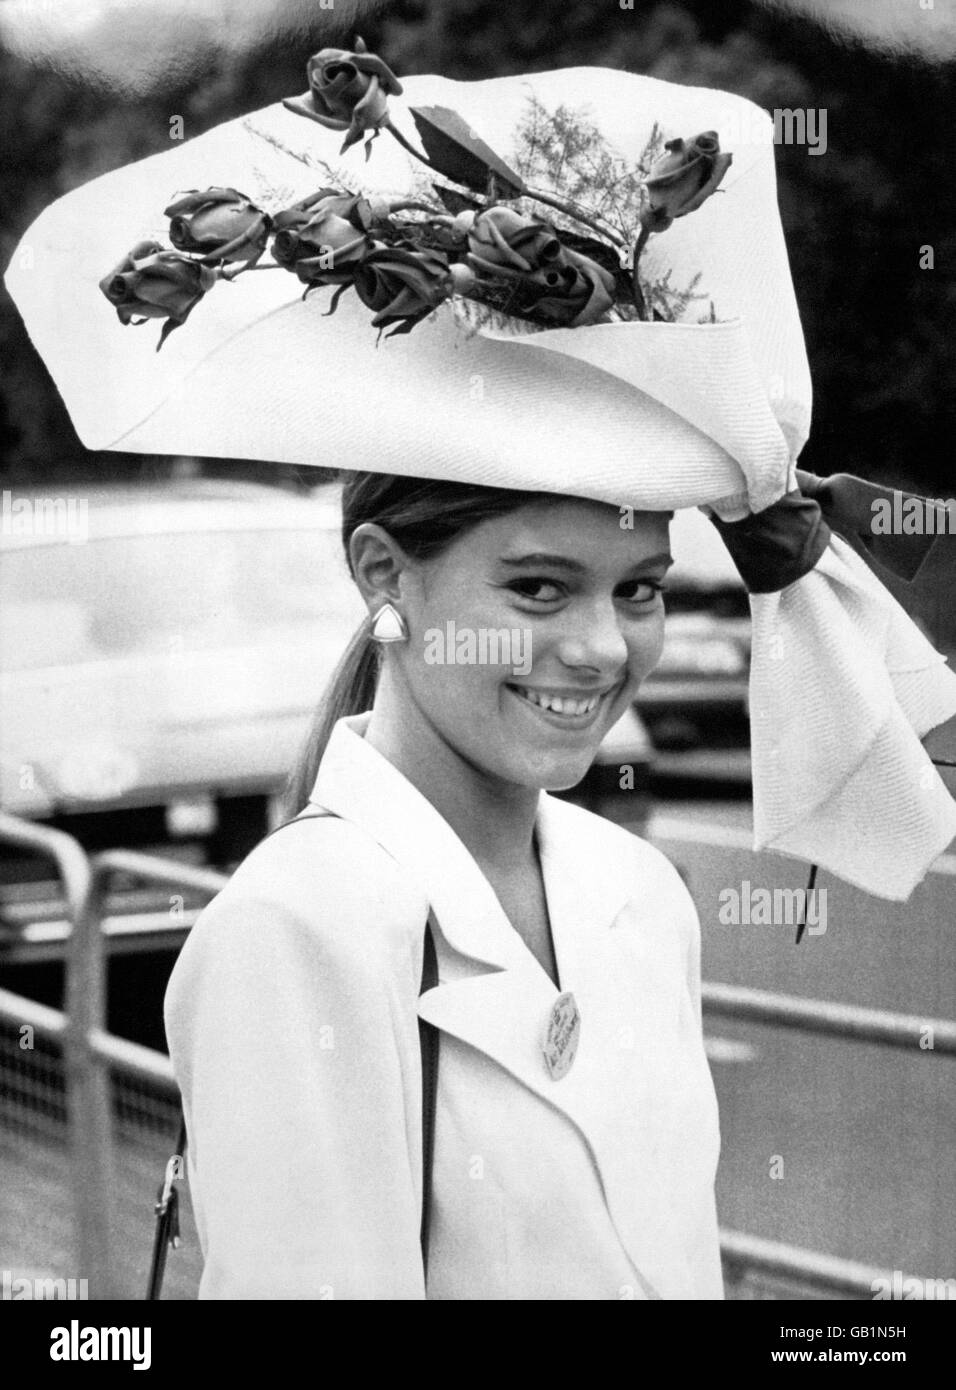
[636,505,752,784]
[0,480,366,862]
[1,479,653,867]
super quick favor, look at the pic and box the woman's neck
[362,676,540,875]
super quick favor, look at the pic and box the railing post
[64,846,227,1299]
[0,814,117,1297]
[70,868,121,1299]
[76,849,227,1299]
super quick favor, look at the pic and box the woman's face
[389,497,672,792]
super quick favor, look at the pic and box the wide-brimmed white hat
[6,55,956,899]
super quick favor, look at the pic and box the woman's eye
[505,578,666,604]
[619,579,666,604]
[506,578,565,602]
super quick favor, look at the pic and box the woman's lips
[505,682,616,730]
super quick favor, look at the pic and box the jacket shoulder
[175,813,430,983]
[542,794,699,947]
[543,793,691,891]
[236,811,423,903]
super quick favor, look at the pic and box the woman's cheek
[632,607,666,682]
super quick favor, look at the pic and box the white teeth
[513,687,600,716]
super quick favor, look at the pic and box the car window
[0,527,362,670]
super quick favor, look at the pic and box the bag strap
[145,1112,187,1300]
[418,918,439,1277]
[146,804,441,1298]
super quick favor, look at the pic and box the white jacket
[164,712,723,1300]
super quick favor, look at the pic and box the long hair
[281,471,560,815]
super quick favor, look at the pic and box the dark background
[1,0,954,493]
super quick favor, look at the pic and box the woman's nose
[555,600,630,675]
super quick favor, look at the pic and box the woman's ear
[348,522,410,613]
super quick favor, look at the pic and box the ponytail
[281,618,381,817]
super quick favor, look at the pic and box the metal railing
[0,815,227,1297]
[70,849,228,1296]
[721,1231,906,1301]
[1,811,952,1299]
[0,814,106,1290]
[703,981,956,1054]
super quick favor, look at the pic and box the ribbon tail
[796,469,943,584]
[747,533,956,900]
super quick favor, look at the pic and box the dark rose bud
[302,35,403,154]
[465,208,615,327]
[353,246,451,336]
[99,243,218,349]
[271,190,377,286]
[164,186,271,265]
[642,131,732,232]
[466,207,563,280]
[269,188,347,260]
[528,247,616,328]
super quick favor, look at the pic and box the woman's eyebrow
[498,550,674,572]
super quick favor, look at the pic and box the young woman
[164,470,723,1300]
[8,36,954,1303]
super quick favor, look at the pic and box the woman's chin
[510,746,601,792]
[541,769,594,794]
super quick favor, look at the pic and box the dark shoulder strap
[418,916,440,1280]
[147,808,441,1297]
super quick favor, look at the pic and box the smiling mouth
[505,683,616,726]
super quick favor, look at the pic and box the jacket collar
[308,711,635,979]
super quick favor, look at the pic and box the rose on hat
[354,245,454,336]
[283,35,404,156]
[465,207,563,278]
[164,187,271,265]
[463,206,616,327]
[97,240,218,349]
[271,191,377,287]
[642,132,733,232]
[531,247,617,327]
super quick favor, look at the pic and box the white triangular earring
[370,602,408,644]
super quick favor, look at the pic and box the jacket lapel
[309,712,526,972]
[309,715,718,1299]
